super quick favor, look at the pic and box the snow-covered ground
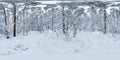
[0,31,120,60]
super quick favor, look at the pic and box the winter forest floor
[0,31,120,60]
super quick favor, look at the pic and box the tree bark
[103,8,107,33]
[62,6,66,34]
[13,3,16,37]
[2,5,9,39]
[51,8,54,31]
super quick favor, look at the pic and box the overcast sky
[0,0,116,1]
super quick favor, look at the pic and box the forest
[0,1,120,39]
[0,1,120,60]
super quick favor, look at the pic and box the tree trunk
[13,3,16,37]
[62,6,66,34]
[2,6,9,39]
[51,8,54,31]
[103,8,107,33]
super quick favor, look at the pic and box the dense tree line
[0,1,120,39]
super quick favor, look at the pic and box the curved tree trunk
[2,5,9,39]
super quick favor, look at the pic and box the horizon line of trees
[0,1,120,39]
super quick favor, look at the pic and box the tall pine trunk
[13,3,16,37]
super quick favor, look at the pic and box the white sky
[0,0,119,2]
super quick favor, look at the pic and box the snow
[0,31,120,60]
[106,6,120,15]
[72,6,91,17]
[40,1,73,4]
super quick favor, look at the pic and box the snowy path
[0,31,120,60]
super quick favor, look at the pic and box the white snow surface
[0,31,120,60]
